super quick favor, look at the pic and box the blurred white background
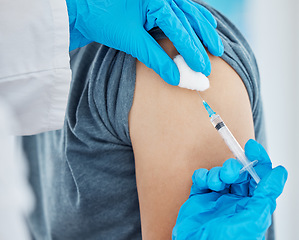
[250,1,299,239]
[205,0,299,239]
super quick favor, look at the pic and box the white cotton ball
[173,55,210,92]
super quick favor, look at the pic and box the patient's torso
[23,44,141,239]
[22,1,270,239]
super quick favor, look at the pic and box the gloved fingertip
[220,158,242,184]
[195,60,210,77]
[204,62,211,76]
[216,39,224,56]
[207,167,225,191]
[246,139,257,146]
[186,58,207,76]
[170,65,181,86]
[162,61,180,86]
[244,139,260,160]
[207,37,224,57]
[273,166,288,186]
[180,46,211,76]
[255,166,288,200]
[207,179,225,192]
[192,168,209,189]
[212,17,217,28]
[245,139,271,167]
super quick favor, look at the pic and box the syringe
[197,92,260,184]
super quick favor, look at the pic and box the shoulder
[130,38,254,169]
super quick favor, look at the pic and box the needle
[196,91,204,102]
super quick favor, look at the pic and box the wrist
[65,0,77,27]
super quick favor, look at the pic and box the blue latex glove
[172,139,288,240]
[65,0,224,85]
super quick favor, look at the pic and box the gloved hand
[65,0,224,85]
[172,139,288,240]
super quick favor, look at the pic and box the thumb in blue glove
[173,139,288,240]
[191,166,287,240]
[66,0,224,85]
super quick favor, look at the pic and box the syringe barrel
[210,114,260,184]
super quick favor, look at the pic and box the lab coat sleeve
[0,0,71,135]
[0,99,34,240]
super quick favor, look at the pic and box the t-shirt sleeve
[69,43,136,147]
[67,43,141,239]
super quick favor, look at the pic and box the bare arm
[128,38,255,240]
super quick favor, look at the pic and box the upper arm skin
[128,39,255,240]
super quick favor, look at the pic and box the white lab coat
[0,99,34,240]
[0,0,71,135]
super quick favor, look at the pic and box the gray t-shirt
[22,1,270,239]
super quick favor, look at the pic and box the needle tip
[196,91,204,101]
